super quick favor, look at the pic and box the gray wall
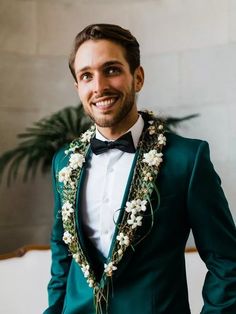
[0,0,235,253]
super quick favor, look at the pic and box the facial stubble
[84,82,136,129]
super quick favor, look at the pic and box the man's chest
[80,150,136,256]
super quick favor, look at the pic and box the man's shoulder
[164,132,208,162]
[166,132,204,148]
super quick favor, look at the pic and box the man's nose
[93,74,108,94]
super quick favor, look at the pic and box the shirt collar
[95,115,144,149]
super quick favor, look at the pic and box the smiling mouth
[93,97,119,110]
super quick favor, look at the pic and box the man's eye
[80,73,92,81]
[105,67,121,76]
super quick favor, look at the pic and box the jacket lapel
[73,113,163,284]
[74,148,110,281]
[74,148,94,265]
[74,146,141,283]
[104,151,139,272]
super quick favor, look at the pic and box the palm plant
[0,104,91,185]
[0,104,198,185]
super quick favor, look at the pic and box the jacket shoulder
[165,132,207,159]
[162,132,211,181]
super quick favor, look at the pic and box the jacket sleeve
[187,141,236,313]
[43,151,72,314]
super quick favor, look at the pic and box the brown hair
[68,23,140,81]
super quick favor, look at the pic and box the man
[44,24,236,314]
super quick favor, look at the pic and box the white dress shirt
[80,115,144,257]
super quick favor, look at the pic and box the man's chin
[87,110,117,128]
[93,118,116,128]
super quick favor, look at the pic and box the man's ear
[134,66,144,92]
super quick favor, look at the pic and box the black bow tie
[90,131,136,155]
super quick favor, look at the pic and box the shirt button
[104,230,109,235]
[104,198,109,203]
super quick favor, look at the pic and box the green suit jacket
[44,131,236,314]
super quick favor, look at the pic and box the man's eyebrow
[76,66,90,75]
[102,61,124,68]
[76,60,124,75]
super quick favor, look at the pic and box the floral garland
[57,111,166,313]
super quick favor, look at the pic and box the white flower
[118,249,123,255]
[125,199,147,214]
[158,134,166,145]
[116,232,130,246]
[125,200,138,214]
[143,150,163,167]
[65,146,77,155]
[144,172,153,181]
[144,110,154,116]
[58,166,72,185]
[81,130,94,143]
[87,278,94,288]
[148,126,156,135]
[81,264,90,278]
[63,231,73,244]
[73,253,80,263]
[158,124,164,130]
[127,214,143,229]
[135,199,147,212]
[69,153,85,169]
[104,262,117,276]
[61,201,74,221]
[148,120,154,125]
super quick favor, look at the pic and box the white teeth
[95,98,116,107]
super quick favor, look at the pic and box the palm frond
[164,113,199,133]
[0,104,91,185]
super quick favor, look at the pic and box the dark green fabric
[44,132,236,314]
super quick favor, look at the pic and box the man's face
[74,39,144,136]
